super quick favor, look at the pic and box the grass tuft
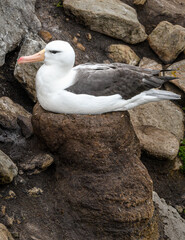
[179,138,185,174]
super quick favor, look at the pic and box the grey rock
[148,21,185,63]
[108,44,140,65]
[0,0,41,66]
[0,223,14,240]
[0,150,18,184]
[63,0,147,44]
[135,126,179,160]
[153,191,185,240]
[129,100,184,141]
[14,35,46,102]
[0,96,31,130]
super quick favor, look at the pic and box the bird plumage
[17,40,181,114]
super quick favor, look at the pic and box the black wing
[66,63,175,99]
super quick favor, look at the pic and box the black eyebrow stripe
[49,50,61,54]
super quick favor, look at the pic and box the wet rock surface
[31,103,157,239]
[63,0,147,44]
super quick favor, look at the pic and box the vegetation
[55,1,63,8]
[179,138,185,174]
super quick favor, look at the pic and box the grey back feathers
[66,63,176,99]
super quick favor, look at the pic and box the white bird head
[18,40,75,69]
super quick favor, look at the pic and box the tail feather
[118,89,181,111]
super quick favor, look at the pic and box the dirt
[0,0,185,239]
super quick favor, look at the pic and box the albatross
[17,40,180,114]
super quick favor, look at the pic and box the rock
[129,100,184,142]
[0,150,18,184]
[39,30,52,42]
[5,215,14,227]
[0,96,31,130]
[0,223,14,240]
[32,103,159,239]
[139,57,162,70]
[122,0,185,34]
[14,35,46,102]
[135,126,179,160]
[108,44,140,65]
[0,0,41,66]
[173,157,183,171]
[134,0,147,5]
[1,206,6,216]
[17,115,33,138]
[153,191,185,240]
[5,190,16,200]
[148,21,185,63]
[63,0,147,44]
[27,187,43,197]
[72,36,78,44]
[86,33,92,41]
[76,42,86,51]
[164,82,185,107]
[20,153,54,174]
[166,60,185,94]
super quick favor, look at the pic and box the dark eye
[49,50,60,54]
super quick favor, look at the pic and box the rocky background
[0,0,185,239]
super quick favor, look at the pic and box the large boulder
[32,103,158,240]
[148,21,185,64]
[14,35,46,102]
[122,0,185,33]
[0,0,41,66]
[153,192,185,240]
[63,0,147,44]
[135,126,179,160]
[129,100,184,142]
[0,150,18,184]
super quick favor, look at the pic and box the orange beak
[17,49,45,64]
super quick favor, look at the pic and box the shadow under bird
[17,40,181,114]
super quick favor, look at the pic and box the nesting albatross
[18,40,180,114]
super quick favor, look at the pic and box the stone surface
[139,57,162,70]
[129,100,184,141]
[0,0,41,66]
[148,21,185,64]
[134,0,147,5]
[166,60,185,94]
[0,97,31,130]
[39,30,52,42]
[14,35,46,102]
[0,150,18,184]
[31,103,159,239]
[122,0,185,34]
[20,153,54,174]
[63,0,147,44]
[0,223,14,240]
[135,126,179,160]
[108,44,140,65]
[153,191,185,240]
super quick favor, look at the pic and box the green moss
[55,1,63,8]
[179,138,185,174]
